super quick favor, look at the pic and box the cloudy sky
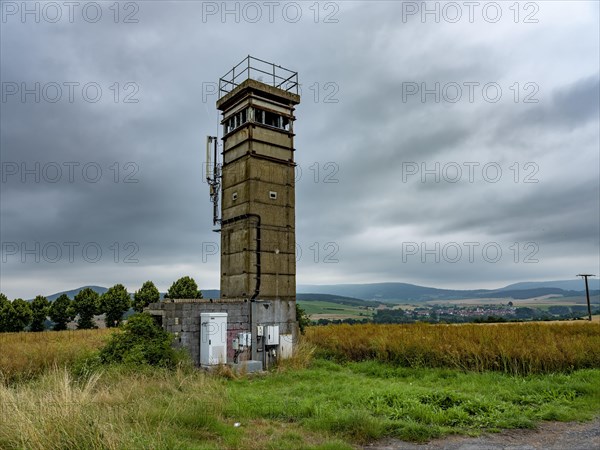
[1,0,598,299]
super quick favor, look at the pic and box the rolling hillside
[297,281,599,303]
[27,279,599,306]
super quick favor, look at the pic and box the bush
[99,313,182,367]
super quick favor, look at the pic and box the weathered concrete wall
[219,83,298,302]
[216,78,300,111]
[146,299,250,366]
[145,298,298,366]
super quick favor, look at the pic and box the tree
[49,294,73,331]
[99,313,179,367]
[100,284,131,327]
[515,307,535,320]
[296,303,310,334]
[30,295,50,331]
[166,276,203,299]
[1,299,33,332]
[549,305,571,316]
[73,288,100,329]
[133,281,160,312]
[0,293,11,332]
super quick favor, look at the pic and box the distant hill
[30,279,599,304]
[482,288,598,300]
[201,290,220,299]
[296,293,381,308]
[298,282,472,301]
[297,281,599,303]
[297,282,493,302]
[499,279,600,291]
[42,285,108,302]
[181,290,379,307]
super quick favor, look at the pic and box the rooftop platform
[218,55,299,100]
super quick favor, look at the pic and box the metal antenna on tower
[206,135,221,228]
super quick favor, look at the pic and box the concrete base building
[147,57,300,370]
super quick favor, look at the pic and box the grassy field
[1,322,599,449]
[0,328,114,383]
[305,322,600,374]
[297,300,373,321]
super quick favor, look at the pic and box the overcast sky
[1,1,599,299]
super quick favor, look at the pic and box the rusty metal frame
[219,55,299,99]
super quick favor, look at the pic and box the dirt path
[364,418,600,450]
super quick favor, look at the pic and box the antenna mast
[206,135,221,227]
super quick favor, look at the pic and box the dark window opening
[224,107,249,134]
[253,108,291,132]
[264,111,280,128]
[151,315,163,327]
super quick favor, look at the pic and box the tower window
[224,107,249,134]
[253,108,290,132]
[269,191,278,200]
[264,111,280,128]
[232,192,238,201]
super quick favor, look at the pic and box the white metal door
[200,312,227,366]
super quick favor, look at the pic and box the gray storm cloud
[1,1,598,298]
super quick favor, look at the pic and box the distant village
[311,302,598,326]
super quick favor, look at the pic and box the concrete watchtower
[148,58,300,369]
[149,57,300,369]
[208,56,300,363]
[216,56,300,303]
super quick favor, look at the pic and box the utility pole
[576,274,596,321]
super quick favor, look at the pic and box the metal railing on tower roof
[218,55,299,99]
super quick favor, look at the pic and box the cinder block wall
[146,300,250,366]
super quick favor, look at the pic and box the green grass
[1,358,599,449]
[225,359,600,443]
[297,300,373,319]
[2,322,600,448]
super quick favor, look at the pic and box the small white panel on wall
[279,334,293,359]
[266,325,279,345]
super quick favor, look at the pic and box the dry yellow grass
[0,364,342,450]
[0,329,114,383]
[305,322,600,374]
[0,365,227,450]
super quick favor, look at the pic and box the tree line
[0,276,203,332]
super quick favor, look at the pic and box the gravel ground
[364,418,600,450]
